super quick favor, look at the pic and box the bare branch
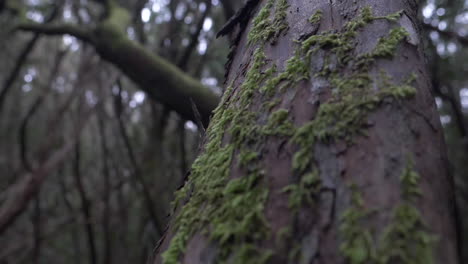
[177,0,212,70]
[0,90,96,236]
[72,140,98,264]
[113,81,166,236]
[0,2,62,114]
[0,111,93,236]
[19,49,67,172]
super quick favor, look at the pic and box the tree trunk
[153,0,460,263]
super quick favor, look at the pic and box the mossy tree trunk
[153,0,460,263]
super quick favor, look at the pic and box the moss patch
[308,10,323,24]
[162,48,279,264]
[248,0,290,45]
[162,0,294,256]
[274,7,417,206]
[97,3,131,38]
[376,160,436,264]
[262,109,295,137]
[339,185,375,264]
[282,169,321,211]
[339,161,435,264]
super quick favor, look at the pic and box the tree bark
[153,0,459,263]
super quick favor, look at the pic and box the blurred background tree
[0,0,466,263]
[422,0,468,261]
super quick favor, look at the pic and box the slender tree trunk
[98,110,112,264]
[73,142,98,264]
[153,0,460,263]
[58,165,81,264]
[31,193,41,264]
[113,85,165,236]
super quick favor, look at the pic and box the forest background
[0,0,467,263]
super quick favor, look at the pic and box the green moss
[264,98,281,110]
[283,7,415,176]
[377,204,435,264]
[276,226,292,244]
[377,161,435,264]
[288,243,302,262]
[237,49,270,107]
[238,149,259,167]
[282,170,321,210]
[229,244,273,264]
[344,6,374,32]
[339,161,435,264]
[259,64,278,96]
[97,4,131,38]
[262,109,295,137]
[248,0,274,44]
[364,27,409,59]
[93,4,134,55]
[162,48,276,264]
[248,0,290,44]
[254,7,421,261]
[212,171,270,253]
[339,186,375,264]
[261,50,310,98]
[399,159,423,199]
[376,10,404,22]
[308,10,323,24]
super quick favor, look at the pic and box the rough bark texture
[153,0,459,263]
